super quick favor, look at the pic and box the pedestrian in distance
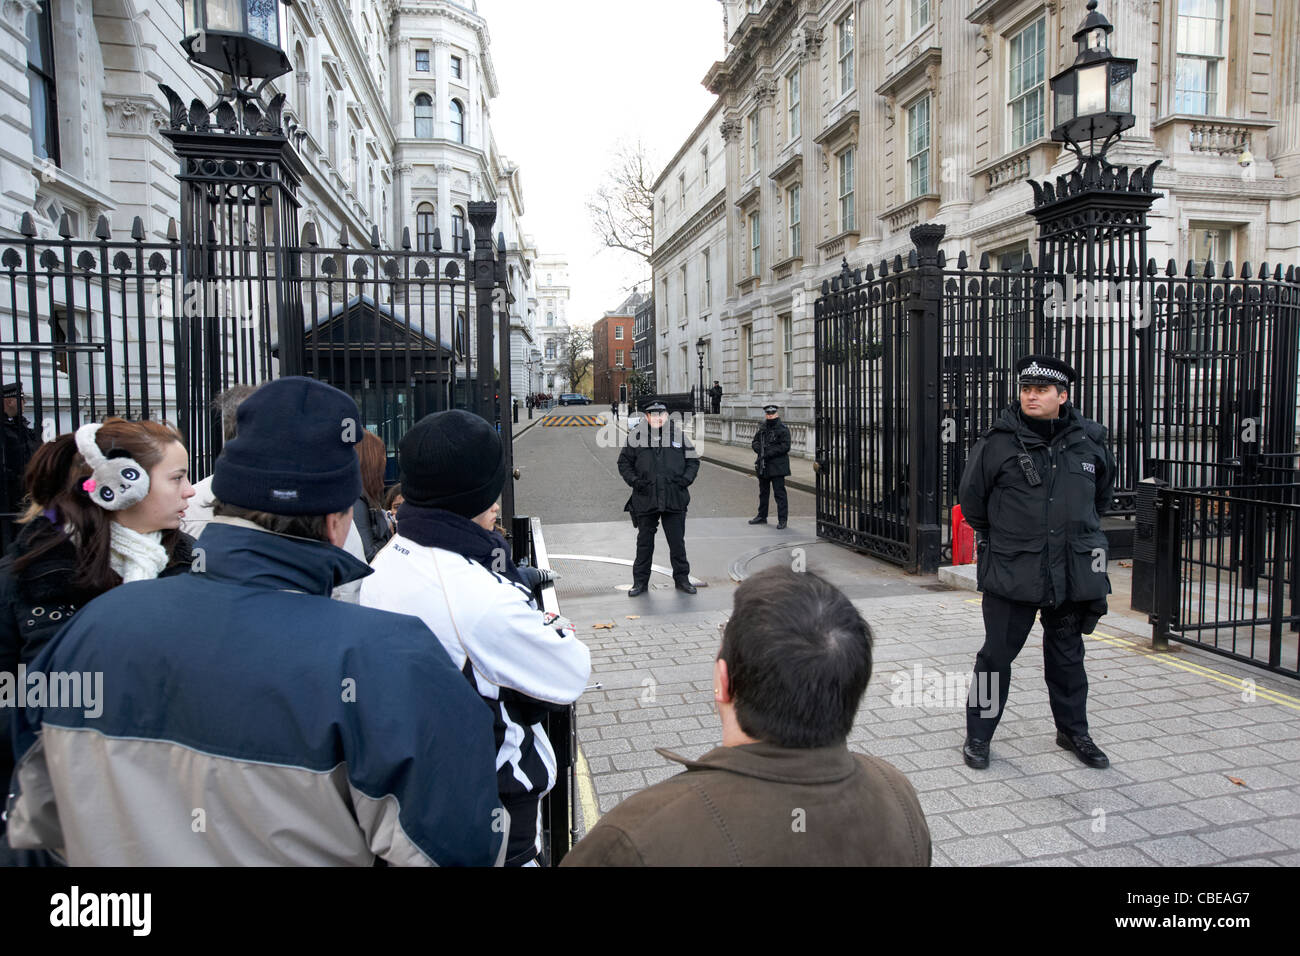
[0,417,198,866]
[360,409,591,866]
[619,401,700,596]
[749,404,791,529]
[6,378,507,865]
[562,565,931,867]
[0,382,41,553]
[709,380,722,415]
[958,354,1115,772]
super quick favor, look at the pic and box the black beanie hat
[399,409,505,518]
[212,377,362,516]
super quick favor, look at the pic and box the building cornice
[650,189,726,268]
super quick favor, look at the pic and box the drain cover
[551,557,632,598]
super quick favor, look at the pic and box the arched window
[416,203,435,252]
[414,93,433,138]
[452,207,467,251]
[545,339,557,359]
[450,99,464,143]
[546,311,554,326]
[350,137,359,192]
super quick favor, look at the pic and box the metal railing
[1148,482,1300,678]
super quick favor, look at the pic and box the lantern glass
[206,0,240,32]
[246,0,279,44]
[1056,89,1075,124]
[1077,64,1107,117]
[1086,27,1105,51]
[1110,67,1132,113]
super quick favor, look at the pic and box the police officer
[749,404,791,529]
[958,355,1115,770]
[619,401,699,596]
[0,382,39,553]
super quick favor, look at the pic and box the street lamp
[695,337,706,413]
[1049,0,1137,165]
[181,0,292,97]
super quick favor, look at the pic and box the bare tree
[586,140,658,264]
[557,327,594,396]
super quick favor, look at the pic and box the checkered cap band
[1020,362,1069,383]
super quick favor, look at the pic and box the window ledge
[882,194,939,233]
[1152,114,1277,158]
[970,138,1058,191]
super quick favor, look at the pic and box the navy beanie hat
[399,409,505,518]
[212,376,362,515]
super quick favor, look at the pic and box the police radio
[1016,452,1042,487]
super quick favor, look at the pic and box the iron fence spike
[96,215,113,240]
[401,226,411,250]
[131,217,145,241]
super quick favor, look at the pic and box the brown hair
[15,418,188,594]
[210,499,331,542]
[356,430,387,509]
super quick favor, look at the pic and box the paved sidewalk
[567,542,1300,866]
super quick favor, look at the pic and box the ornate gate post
[469,201,498,421]
[908,224,946,574]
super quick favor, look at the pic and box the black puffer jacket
[958,403,1115,608]
[618,421,700,518]
[0,516,194,804]
[751,419,792,478]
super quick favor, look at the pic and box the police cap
[763,405,779,414]
[1016,354,1075,388]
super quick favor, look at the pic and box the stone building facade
[4,0,541,399]
[650,100,727,402]
[667,0,1300,458]
[535,254,572,395]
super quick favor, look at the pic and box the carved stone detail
[720,116,744,143]
[753,75,778,106]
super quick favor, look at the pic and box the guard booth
[303,294,462,481]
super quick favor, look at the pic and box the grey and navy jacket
[5,517,508,866]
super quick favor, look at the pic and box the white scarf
[109,522,170,583]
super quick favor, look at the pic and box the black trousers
[966,592,1091,741]
[757,475,788,521]
[632,511,690,585]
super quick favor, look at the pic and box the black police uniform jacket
[618,421,700,519]
[958,402,1115,607]
[751,419,792,478]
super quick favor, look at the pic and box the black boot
[962,737,990,770]
[1056,731,1109,769]
[627,583,648,597]
[748,516,767,525]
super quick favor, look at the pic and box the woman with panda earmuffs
[0,417,196,865]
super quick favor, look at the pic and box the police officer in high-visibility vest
[957,355,1115,771]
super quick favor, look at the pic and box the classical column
[1271,0,1300,179]
[938,8,973,216]
[1106,0,1156,143]
[436,162,452,241]
[397,37,411,138]
[720,113,744,293]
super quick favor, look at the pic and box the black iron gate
[0,97,512,541]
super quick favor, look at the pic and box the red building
[592,291,645,405]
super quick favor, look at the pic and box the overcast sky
[474,0,722,329]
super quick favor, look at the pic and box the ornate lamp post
[695,336,706,413]
[1049,0,1137,165]
[181,0,292,102]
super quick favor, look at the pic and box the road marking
[575,745,601,832]
[1091,629,1300,711]
[542,415,601,426]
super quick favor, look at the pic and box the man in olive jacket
[618,402,700,596]
[749,404,791,528]
[958,355,1115,771]
[562,566,930,866]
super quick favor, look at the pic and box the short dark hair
[211,498,332,542]
[718,566,873,748]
